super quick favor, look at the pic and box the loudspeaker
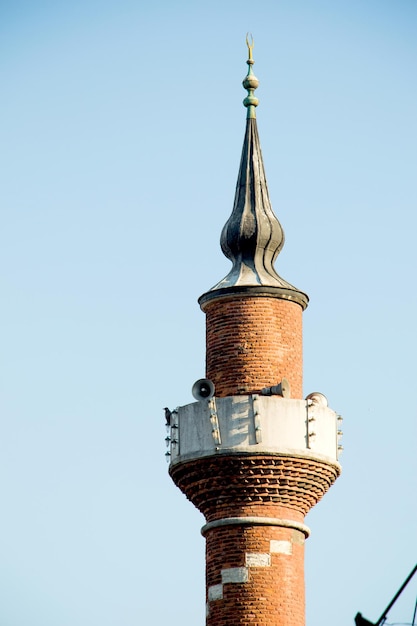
[271,378,290,398]
[192,378,215,401]
[261,378,290,398]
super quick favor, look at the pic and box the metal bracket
[252,394,262,443]
[170,408,179,455]
[208,398,221,445]
[336,414,343,459]
[305,401,316,449]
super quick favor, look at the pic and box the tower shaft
[204,296,303,398]
[205,517,306,626]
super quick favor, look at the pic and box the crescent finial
[246,33,254,61]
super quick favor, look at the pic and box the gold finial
[243,33,259,118]
[246,32,254,62]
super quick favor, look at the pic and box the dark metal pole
[411,594,417,626]
[375,564,417,626]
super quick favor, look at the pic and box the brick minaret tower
[167,38,342,626]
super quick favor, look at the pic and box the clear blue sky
[1,1,416,625]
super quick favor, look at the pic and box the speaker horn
[261,378,290,398]
[192,378,215,401]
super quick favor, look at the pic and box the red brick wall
[206,522,305,626]
[204,296,303,398]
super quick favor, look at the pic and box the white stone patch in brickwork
[245,552,271,567]
[208,584,223,601]
[221,567,249,584]
[270,540,292,555]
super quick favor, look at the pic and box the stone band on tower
[168,38,342,626]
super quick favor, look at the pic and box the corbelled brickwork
[203,296,303,398]
[169,455,340,520]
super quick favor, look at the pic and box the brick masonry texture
[170,454,340,625]
[204,296,304,398]
[206,524,305,626]
[169,455,340,520]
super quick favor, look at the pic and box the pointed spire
[199,37,308,310]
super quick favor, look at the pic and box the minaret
[167,37,342,626]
